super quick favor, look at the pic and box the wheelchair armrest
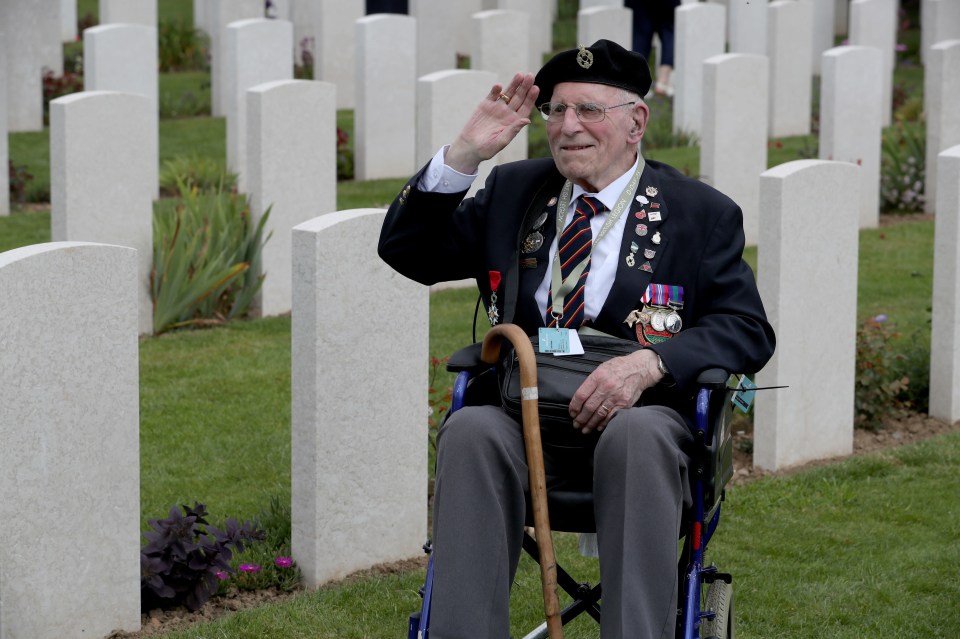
[446,342,486,373]
[696,367,729,390]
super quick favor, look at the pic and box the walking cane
[481,324,563,639]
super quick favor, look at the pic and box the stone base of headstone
[291,209,428,588]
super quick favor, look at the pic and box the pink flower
[895,43,907,52]
[274,556,294,568]
[238,563,261,573]
[215,571,230,581]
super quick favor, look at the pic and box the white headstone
[580,0,624,7]
[673,2,726,136]
[924,40,960,214]
[728,0,767,55]
[309,0,364,109]
[471,10,531,166]
[922,0,960,63]
[417,69,499,197]
[247,79,336,316]
[755,160,861,470]
[100,0,157,26]
[209,0,264,117]
[577,6,632,51]
[498,0,552,60]
[849,0,897,126]
[930,145,960,423]
[50,91,154,334]
[225,18,293,192]
[820,46,883,228]
[768,0,813,137]
[61,0,78,41]
[291,208,428,587]
[194,0,210,34]
[83,23,160,197]
[474,9,535,76]
[410,0,482,75]
[811,0,837,75]
[0,241,140,638]
[700,53,768,246]
[1,1,61,131]
[836,0,849,35]
[355,14,418,180]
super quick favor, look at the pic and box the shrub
[159,156,236,197]
[151,182,271,334]
[855,315,913,430]
[337,126,354,181]
[220,495,302,593]
[158,19,209,72]
[8,161,34,205]
[880,121,925,213]
[141,503,265,612]
[42,68,84,125]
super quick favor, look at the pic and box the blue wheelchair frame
[409,366,734,639]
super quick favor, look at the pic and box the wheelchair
[408,324,737,639]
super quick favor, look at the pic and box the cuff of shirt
[417,145,479,193]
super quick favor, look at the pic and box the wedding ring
[598,404,610,415]
[498,93,511,104]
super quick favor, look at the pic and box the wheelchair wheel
[701,580,734,639]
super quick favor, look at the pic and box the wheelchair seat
[411,338,738,639]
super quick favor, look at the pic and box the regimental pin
[648,210,662,222]
[630,241,639,252]
[650,203,660,209]
[652,231,662,245]
[635,209,647,220]
[635,223,648,237]
[636,195,649,205]
[576,44,594,69]
[547,197,558,207]
[645,186,658,197]
[533,211,549,229]
[640,261,653,272]
[644,248,656,259]
[522,231,544,254]
[626,253,636,267]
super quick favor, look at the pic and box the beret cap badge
[576,45,594,69]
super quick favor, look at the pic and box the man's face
[545,82,648,192]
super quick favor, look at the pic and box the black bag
[498,333,644,448]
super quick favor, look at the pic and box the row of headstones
[19,3,634,331]
[3,144,960,636]
[677,1,960,245]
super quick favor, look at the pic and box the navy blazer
[379,156,775,401]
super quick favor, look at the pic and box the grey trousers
[429,404,694,639]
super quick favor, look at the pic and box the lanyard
[549,157,646,320]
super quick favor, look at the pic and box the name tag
[538,327,584,356]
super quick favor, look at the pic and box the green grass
[135,432,960,638]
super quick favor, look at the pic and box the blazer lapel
[594,169,671,333]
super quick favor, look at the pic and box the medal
[635,223,647,237]
[625,253,635,267]
[533,211,549,228]
[639,311,652,325]
[522,231,544,254]
[487,271,501,326]
[665,311,682,334]
[651,310,667,331]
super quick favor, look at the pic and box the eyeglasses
[538,101,636,123]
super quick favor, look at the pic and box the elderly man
[379,40,775,639]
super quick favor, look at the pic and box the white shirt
[420,147,638,324]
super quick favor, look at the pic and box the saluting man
[379,40,775,639]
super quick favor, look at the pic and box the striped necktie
[547,195,605,328]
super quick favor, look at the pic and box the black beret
[534,39,652,107]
